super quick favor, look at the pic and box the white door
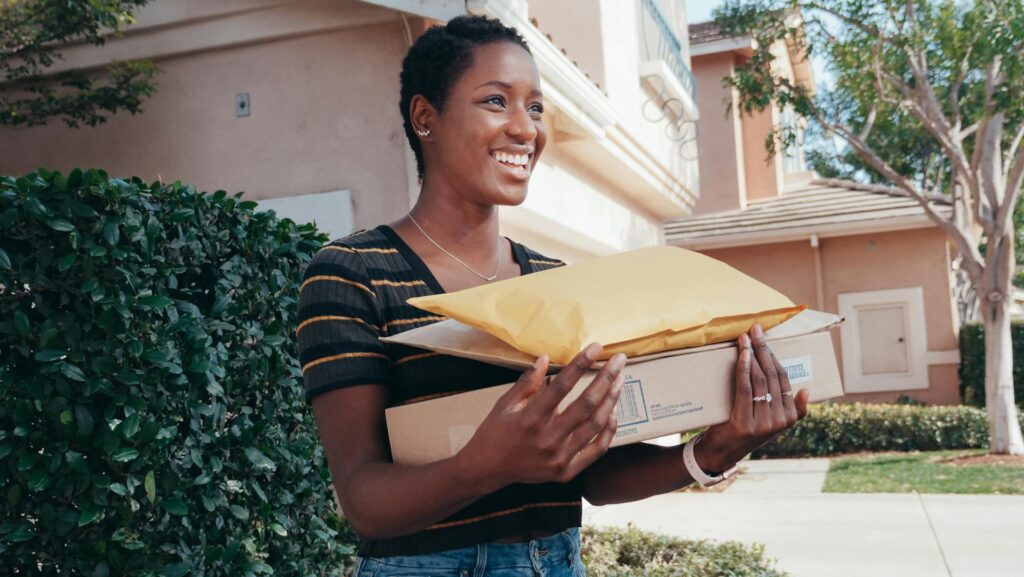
[838,287,928,392]
[857,305,910,375]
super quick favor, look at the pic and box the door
[856,305,910,375]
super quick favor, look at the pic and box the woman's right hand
[455,342,626,491]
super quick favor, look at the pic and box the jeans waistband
[355,526,581,575]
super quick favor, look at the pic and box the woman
[296,15,810,577]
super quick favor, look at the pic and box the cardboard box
[383,314,845,466]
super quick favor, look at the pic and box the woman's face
[426,41,547,207]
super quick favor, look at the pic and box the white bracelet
[683,433,737,487]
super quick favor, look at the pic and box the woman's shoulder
[305,227,393,272]
[512,241,567,273]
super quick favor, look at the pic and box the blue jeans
[353,527,585,577]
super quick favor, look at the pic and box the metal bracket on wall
[236,93,251,117]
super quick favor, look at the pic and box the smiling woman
[297,15,608,576]
[296,13,808,577]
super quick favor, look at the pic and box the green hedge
[751,402,1024,458]
[0,169,349,576]
[580,524,785,577]
[958,321,1024,407]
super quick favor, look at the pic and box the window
[255,189,353,242]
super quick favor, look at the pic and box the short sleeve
[297,243,390,403]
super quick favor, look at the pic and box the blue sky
[685,0,724,24]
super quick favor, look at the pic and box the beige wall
[529,0,606,89]
[741,104,783,202]
[703,227,961,405]
[691,52,745,215]
[0,22,413,232]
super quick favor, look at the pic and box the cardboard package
[382,310,845,466]
[406,245,805,365]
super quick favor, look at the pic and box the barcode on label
[615,378,649,427]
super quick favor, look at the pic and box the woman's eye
[530,103,545,114]
[485,96,506,106]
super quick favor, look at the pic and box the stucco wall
[703,239,818,307]
[691,52,745,215]
[702,227,960,405]
[0,22,413,232]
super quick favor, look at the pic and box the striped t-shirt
[296,224,583,557]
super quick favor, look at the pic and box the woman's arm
[581,325,811,506]
[312,384,493,540]
[314,346,624,541]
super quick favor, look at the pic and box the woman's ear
[410,94,436,139]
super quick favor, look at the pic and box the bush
[752,402,1024,458]
[580,524,786,577]
[959,321,1024,407]
[0,169,352,575]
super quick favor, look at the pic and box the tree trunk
[981,282,1024,455]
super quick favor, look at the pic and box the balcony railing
[640,0,696,101]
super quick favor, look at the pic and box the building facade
[673,20,962,405]
[0,0,700,263]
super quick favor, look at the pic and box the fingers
[732,333,753,427]
[795,388,810,419]
[747,328,769,425]
[751,324,784,428]
[560,393,621,482]
[771,347,798,424]
[554,353,626,438]
[562,370,623,457]
[503,353,550,412]
[527,342,602,417]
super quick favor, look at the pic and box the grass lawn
[823,449,1024,495]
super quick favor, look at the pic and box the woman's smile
[489,148,534,181]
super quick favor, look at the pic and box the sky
[684,0,723,24]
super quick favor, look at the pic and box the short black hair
[399,14,531,180]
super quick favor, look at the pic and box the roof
[664,179,953,250]
[688,20,731,45]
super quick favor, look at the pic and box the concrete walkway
[581,458,1024,577]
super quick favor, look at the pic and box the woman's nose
[506,107,538,141]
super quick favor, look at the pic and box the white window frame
[837,287,929,393]
[256,189,353,242]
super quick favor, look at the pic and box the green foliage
[581,524,786,577]
[958,321,1024,407]
[715,0,1024,179]
[752,402,1024,458]
[0,1,159,128]
[823,449,1024,494]
[0,168,353,575]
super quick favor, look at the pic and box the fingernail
[533,354,547,370]
[754,324,764,338]
[584,342,601,361]
[612,353,627,371]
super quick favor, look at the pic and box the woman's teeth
[492,151,529,167]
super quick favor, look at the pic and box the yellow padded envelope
[407,245,806,365]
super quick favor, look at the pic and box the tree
[715,0,1024,454]
[0,0,158,128]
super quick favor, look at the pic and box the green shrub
[752,402,1024,458]
[959,321,1024,407]
[0,168,353,575]
[580,524,786,577]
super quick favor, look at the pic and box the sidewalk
[581,458,1024,577]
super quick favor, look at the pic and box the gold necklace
[407,214,501,282]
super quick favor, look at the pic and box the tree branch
[811,108,985,277]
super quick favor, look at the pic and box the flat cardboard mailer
[381,309,846,466]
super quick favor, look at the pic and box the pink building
[670,21,962,405]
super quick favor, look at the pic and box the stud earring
[416,128,430,137]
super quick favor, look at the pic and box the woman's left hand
[694,323,810,474]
